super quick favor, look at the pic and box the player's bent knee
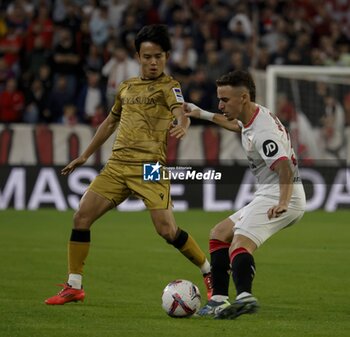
[73,210,93,230]
[152,213,178,241]
[209,227,219,240]
[229,235,257,255]
[154,224,177,242]
[157,229,174,242]
[209,221,234,242]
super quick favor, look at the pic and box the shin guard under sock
[230,247,256,295]
[209,239,230,296]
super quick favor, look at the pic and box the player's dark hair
[216,70,256,102]
[134,24,172,53]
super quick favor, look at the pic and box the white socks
[200,260,211,274]
[68,273,82,289]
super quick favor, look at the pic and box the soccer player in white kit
[184,70,306,319]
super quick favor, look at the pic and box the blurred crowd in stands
[0,0,350,127]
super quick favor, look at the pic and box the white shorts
[229,196,304,247]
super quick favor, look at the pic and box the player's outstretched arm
[183,102,241,133]
[169,106,191,139]
[61,114,119,175]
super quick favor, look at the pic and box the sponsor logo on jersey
[263,140,278,157]
[172,88,184,103]
[121,97,156,105]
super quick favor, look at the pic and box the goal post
[266,65,350,166]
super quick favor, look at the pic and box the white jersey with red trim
[239,104,304,204]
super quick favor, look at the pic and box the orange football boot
[45,283,85,305]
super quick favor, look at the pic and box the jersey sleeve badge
[172,87,184,103]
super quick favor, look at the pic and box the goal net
[266,66,350,167]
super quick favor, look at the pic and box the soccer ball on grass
[161,279,201,317]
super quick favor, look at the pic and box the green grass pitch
[0,209,349,337]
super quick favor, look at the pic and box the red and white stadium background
[0,124,349,211]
